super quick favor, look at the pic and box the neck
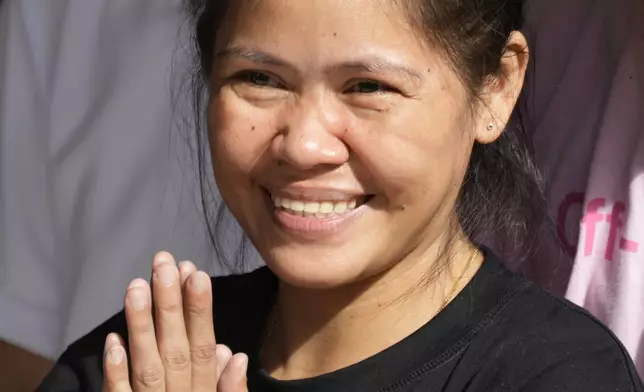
[262,236,482,380]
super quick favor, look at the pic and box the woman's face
[208,0,502,288]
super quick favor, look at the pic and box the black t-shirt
[38,250,644,391]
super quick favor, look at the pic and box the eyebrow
[337,60,423,82]
[215,45,423,82]
[215,46,286,67]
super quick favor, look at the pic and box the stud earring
[486,123,494,131]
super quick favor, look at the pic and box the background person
[516,0,644,373]
[0,0,228,389]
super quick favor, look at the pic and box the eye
[236,71,282,88]
[345,80,397,94]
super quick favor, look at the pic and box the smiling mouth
[270,194,373,218]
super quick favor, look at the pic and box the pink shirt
[519,0,644,373]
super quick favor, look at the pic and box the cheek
[348,106,472,204]
[208,93,276,177]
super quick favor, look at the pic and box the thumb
[218,353,249,392]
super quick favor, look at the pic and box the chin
[256,238,401,290]
[259,247,374,290]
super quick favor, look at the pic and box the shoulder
[37,310,126,391]
[467,280,643,391]
[37,267,275,391]
[212,266,276,306]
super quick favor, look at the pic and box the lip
[261,188,368,239]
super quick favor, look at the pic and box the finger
[178,261,197,286]
[184,271,218,390]
[152,252,192,390]
[216,345,233,381]
[102,333,132,392]
[217,353,249,392]
[125,279,165,391]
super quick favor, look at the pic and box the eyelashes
[234,71,284,88]
[343,80,399,94]
[231,71,401,95]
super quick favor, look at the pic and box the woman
[38,0,644,391]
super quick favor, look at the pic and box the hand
[101,252,249,391]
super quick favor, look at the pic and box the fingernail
[178,260,191,272]
[153,251,175,267]
[107,333,120,346]
[238,354,249,376]
[216,344,232,364]
[108,346,125,364]
[193,271,209,293]
[128,288,147,311]
[105,334,124,364]
[155,264,177,287]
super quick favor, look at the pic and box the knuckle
[134,364,165,387]
[128,317,153,335]
[161,349,191,372]
[191,342,217,364]
[157,301,183,314]
[185,302,210,316]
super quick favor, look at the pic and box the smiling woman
[38,0,644,391]
[205,0,533,291]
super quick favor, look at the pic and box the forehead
[226,0,405,32]
[216,0,435,70]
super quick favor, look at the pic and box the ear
[475,31,529,144]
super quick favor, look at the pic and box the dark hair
[182,0,550,272]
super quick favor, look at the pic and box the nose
[271,95,350,171]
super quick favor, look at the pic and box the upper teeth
[272,196,358,215]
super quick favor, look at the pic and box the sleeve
[0,0,65,359]
[510,344,643,392]
[2,0,222,363]
[470,311,644,392]
[36,311,128,392]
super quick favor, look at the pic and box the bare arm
[0,340,53,392]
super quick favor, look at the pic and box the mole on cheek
[251,125,256,131]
